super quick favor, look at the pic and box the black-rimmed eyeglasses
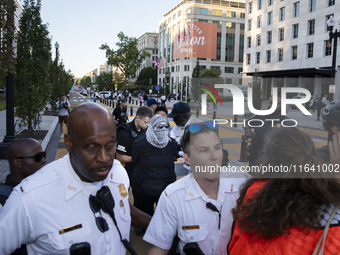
[89,195,109,233]
[16,151,46,163]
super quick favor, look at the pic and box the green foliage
[191,59,201,101]
[0,0,16,78]
[113,71,126,90]
[100,32,151,84]
[14,0,51,135]
[95,71,114,91]
[80,76,92,87]
[0,94,6,111]
[251,70,262,110]
[136,66,157,91]
[201,68,221,78]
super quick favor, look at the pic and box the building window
[266,50,271,62]
[269,0,273,5]
[168,17,171,23]
[249,1,253,13]
[214,21,223,27]
[226,78,232,84]
[213,9,223,16]
[309,0,316,12]
[308,19,315,35]
[257,34,261,46]
[240,23,245,30]
[173,14,176,20]
[267,30,272,44]
[178,10,182,16]
[292,46,298,60]
[240,13,245,18]
[225,67,234,73]
[240,34,244,62]
[293,2,300,17]
[225,33,235,62]
[268,12,273,25]
[258,0,262,9]
[248,19,252,31]
[279,7,285,21]
[227,11,236,17]
[307,43,314,58]
[328,0,335,6]
[247,36,252,48]
[238,67,243,73]
[198,8,208,14]
[279,28,284,41]
[226,22,236,28]
[211,66,221,70]
[293,24,299,38]
[257,16,262,28]
[198,19,208,23]
[278,48,284,61]
[325,41,332,56]
[256,52,260,64]
[247,54,251,65]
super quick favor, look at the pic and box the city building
[158,0,246,96]
[243,0,340,100]
[134,32,159,82]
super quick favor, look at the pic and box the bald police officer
[0,103,150,255]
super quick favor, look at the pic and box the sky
[34,0,181,79]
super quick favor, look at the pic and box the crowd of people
[0,92,340,255]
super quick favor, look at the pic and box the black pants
[131,181,160,216]
[317,107,321,120]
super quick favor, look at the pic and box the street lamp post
[327,16,340,100]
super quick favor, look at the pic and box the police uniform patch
[118,183,127,197]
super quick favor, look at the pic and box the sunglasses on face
[16,151,46,163]
[154,123,170,129]
[89,195,109,233]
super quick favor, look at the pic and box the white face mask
[146,115,171,149]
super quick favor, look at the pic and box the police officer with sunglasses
[0,103,151,255]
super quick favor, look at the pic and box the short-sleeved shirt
[56,100,69,116]
[116,119,146,173]
[0,154,130,255]
[132,137,180,181]
[0,177,18,207]
[143,172,249,255]
[112,106,127,125]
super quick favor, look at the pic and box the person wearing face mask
[131,115,181,222]
[243,95,292,167]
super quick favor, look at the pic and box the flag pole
[185,24,189,103]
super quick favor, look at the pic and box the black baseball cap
[147,98,160,106]
[168,102,190,118]
[117,99,126,104]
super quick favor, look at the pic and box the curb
[41,117,59,151]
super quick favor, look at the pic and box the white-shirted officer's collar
[185,173,237,203]
[63,154,112,201]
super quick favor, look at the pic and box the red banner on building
[173,21,217,59]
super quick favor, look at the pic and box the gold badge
[118,183,128,198]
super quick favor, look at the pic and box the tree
[14,0,51,135]
[136,67,157,91]
[252,69,262,110]
[95,71,114,91]
[100,32,151,85]
[80,76,91,87]
[191,59,201,101]
[0,0,16,83]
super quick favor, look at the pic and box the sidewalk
[0,109,58,182]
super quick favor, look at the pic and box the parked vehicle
[98,91,111,99]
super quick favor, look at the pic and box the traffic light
[166,76,170,86]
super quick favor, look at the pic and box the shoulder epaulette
[163,175,190,197]
[20,169,61,194]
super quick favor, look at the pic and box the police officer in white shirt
[0,103,150,255]
[144,121,249,255]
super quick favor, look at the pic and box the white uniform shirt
[170,125,185,144]
[144,173,249,255]
[0,154,131,255]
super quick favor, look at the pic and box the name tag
[182,225,200,230]
[59,224,82,235]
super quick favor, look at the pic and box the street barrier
[233,115,238,128]
[130,107,133,116]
